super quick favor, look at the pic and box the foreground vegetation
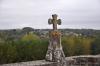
[0,28,100,64]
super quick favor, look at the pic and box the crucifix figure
[48,14,61,30]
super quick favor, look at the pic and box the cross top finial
[52,14,57,19]
[48,14,61,30]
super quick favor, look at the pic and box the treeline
[0,33,48,64]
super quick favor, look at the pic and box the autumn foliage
[0,32,100,64]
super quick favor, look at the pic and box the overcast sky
[0,0,100,29]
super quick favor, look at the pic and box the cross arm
[48,18,52,24]
[57,19,61,25]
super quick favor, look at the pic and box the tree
[91,35,100,54]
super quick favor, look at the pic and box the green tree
[91,35,100,54]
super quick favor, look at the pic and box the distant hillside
[0,27,100,39]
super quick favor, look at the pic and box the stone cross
[46,14,66,66]
[48,14,61,30]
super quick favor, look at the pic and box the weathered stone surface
[45,14,66,66]
[0,55,100,66]
[66,55,100,66]
[0,60,57,66]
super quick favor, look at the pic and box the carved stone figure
[46,14,66,66]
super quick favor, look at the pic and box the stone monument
[45,14,66,66]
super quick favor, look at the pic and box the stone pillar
[45,14,66,66]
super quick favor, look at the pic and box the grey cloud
[0,0,100,29]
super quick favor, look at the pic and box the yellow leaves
[62,36,76,56]
[21,32,40,42]
[62,36,94,56]
[81,37,94,54]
